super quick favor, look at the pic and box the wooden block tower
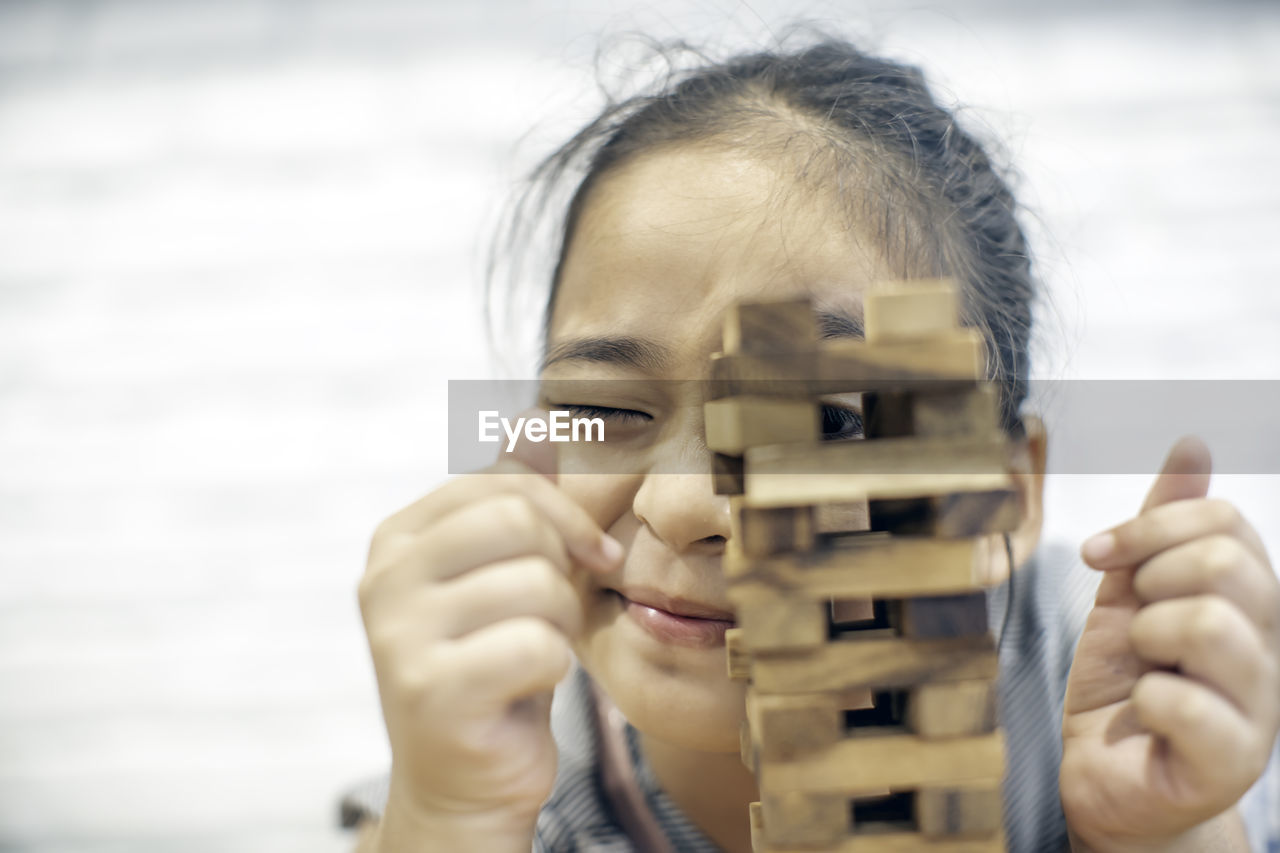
[705,280,1021,852]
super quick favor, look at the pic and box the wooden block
[869,489,1020,538]
[752,803,1004,853]
[731,502,816,559]
[912,386,1001,439]
[712,452,744,495]
[704,396,818,455]
[754,831,1005,853]
[758,731,1004,793]
[749,801,765,851]
[820,329,985,383]
[750,634,997,694]
[814,500,869,534]
[895,592,989,639]
[916,783,1003,838]
[708,350,820,399]
[723,299,817,355]
[740,718,755,771]
[850,789,914,827]
[909,680,998,739]
[724,537,987,599]
[730,588,828,652]
[865,279,961,344]
[743,436,1011,508]
[726,628,751,681]
[844,688,908,731]
[708,329,984,398]
[759,790,850,846]
[830,597,885,632]
[748,692,842,762]
[863,390,914,438]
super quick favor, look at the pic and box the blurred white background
[0,0,1276,850]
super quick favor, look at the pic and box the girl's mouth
[612,588,735,648]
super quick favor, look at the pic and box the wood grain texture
[869,489,1020,538]
[724,536,986,597]
[712,451,745,495]
[747,692,842,762]
[895,592,990,640]
[708,331,983,398]
[912,386,1001,440]
[730,502,818,560]
[743,437,1011,507]
[916,783,1003,838]
[729,588,829,652]
[722,300,818,355]
[758,731,1004,793]
[759,790,851,846]
[864,280,961,344]
[751,802,1005,853]
[750,635,997,693]
[908,680,999,739]
[704,396,818,455]
[725,627,751,681]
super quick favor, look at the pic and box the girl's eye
[555,404,652,424]
[820,405,864,441]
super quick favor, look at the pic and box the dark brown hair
[491,38,1035,429]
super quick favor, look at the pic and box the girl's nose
[632,464,731,555]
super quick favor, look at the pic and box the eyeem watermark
[478,410,605,452]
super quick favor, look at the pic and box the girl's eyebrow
[815,309,864,340]
[541,310,859,372]
[541,336,670,373]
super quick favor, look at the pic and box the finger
[430,557,584,639]
[1129,595,1275,718]
[437,616,573,711]
[371,494,572,591]
[1081,437,1212,569]
[1131,670,1268,799]
[376,470,622,573]
[1140,436,1212,514]
[1081,498,1270,572]
[1133,535,1280,634]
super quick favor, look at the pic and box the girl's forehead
[548,146,895,366]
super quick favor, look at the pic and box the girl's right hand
[358,454,623,850]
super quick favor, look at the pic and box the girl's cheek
[558,471,641,532]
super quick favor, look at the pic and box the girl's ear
[1008,414,1048,573]
[978,415,1048,586]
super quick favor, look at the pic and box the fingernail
[1082,532,1115,563]
[599,534,625,566]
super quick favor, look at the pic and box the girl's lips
[615,589,735,648]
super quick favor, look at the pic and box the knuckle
[1173,690,1209,729]
[518,558,566,601]
[1188,600,1235,649]
[492,493,541,538]
[1201,535,1243,585]
[1205,499,1243,533]
[513,617,568,670]
[1110,521,1140,554]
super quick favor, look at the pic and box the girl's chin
[576,621,746,754]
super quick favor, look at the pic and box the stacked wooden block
[705,280,1021,852]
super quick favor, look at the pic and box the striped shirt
[340,542,1280,852]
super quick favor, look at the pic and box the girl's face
[542,144,904,753]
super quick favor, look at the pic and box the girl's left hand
[1059,437,1280,852]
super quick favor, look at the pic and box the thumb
[501,406,558,483]
[1139,435,1212,514]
